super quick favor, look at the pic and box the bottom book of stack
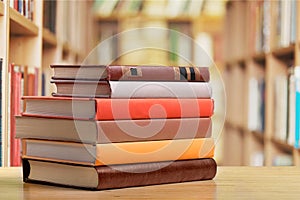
[22,158,217,190]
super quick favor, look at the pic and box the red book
[10,64,22,166]
[21,96,214,120]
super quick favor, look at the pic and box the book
[0,60,1,164]
[288,68,295,145]
[295,66,300,148]
[274,75,288,141]
[50,65,210,82]
[10,64,22,166]
[22,138,214,166]
[16,116,212,144]
[21,97,214,120]
[22,158,217,190]
[51,80,212,98]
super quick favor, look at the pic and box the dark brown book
[50,65,210,82]
[22,158,217,190]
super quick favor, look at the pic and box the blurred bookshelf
[92,0,226,164]
[0,0,94,167]
[222,0,300,166]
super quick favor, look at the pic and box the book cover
[16,116,212,144]
[23,158,217,190]
[51,80,212,98]
[22,138,215,166]
[10,64,22,166]
[22,97,214,120]
[50,65,210,82]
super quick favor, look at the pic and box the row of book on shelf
[247,66,300,149]
[9,0,34,21]
[93,0,205,18]
[249,0,297,53]
[12,64,216,190]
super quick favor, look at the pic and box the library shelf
[272,44,295,59]
[0,1,94,167]
[42,28,57,48]
[271,138,294,153]
[223,0,300,166]
[9,7,38,36]
[0,1,4,16]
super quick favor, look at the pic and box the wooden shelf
[0,1,4,16]
[9,7,38,36]
[272,44,295,60]
[225,57,246,67]
[251,131,264,143]
[271,138,294,153]
[225,120,245,132]
[252,52,266,64]
[42,28,57,48]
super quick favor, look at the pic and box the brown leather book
[50,65,210,82]
[22,158,217,190]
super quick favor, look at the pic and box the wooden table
[0,167,299,199]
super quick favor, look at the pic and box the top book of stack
[50,65,210,82]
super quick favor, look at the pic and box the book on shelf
[274,75,288,141]
[10,64,23,166]
[51,80,212,98]
[287,68,295,145]
[10,0,34,21]
[22,138,214,166]
[16,115,212,144]
[50,65,210,82]
[22,158,217,190]
[21,97,214,120]
[0,58,2,167]
[247,77,265,132]
[169,22,192,65]
[274,0,297,48]
[43,0,57,34]
[295,66,300,148]
[9,64,39,166]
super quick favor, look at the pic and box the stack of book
[16,65,217,190]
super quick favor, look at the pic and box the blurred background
[1,0,299,167]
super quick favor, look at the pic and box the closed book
[21,97,214,120]
[22,158,217,190]
[51,80,212,98]
[22,138,214,166]
[16,116,212,144]
[50,65,210,82]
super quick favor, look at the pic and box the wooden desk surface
[0,166,299,199]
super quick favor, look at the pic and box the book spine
[288,69,295,145]
[95,138,214,166]
[96,158,217,190]
[294,66,300,148]
[97,118,212,143]
[22,158,217,190]
[107,66,210,82]
[10,64,22,166]
[95,98,214,120]
[109,81,212,98]
[22,138,215,166]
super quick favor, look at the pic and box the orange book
[22,96,214,120]
[22,138,214,166]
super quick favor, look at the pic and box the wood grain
[1,167,300,199]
